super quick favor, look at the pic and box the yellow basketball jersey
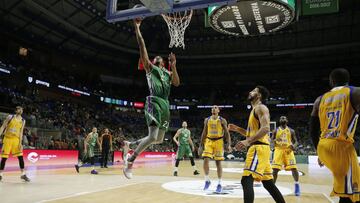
[4,115,24,138]
[246,107,270,145]
[319,86,359,143]
[207,116,223,139]
[274,127,292,149]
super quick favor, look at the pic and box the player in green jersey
[122,18,180,179]
[75,127,101,174]
[173,121,200,176]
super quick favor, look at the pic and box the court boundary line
[322,193,335,203]
[36,182,141,203]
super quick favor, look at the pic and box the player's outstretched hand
[235,140,250,151]
[318,158,324,167]
[226,144,232,153]
[228,124,237,132]
[133,18,142,27]
[168,52,176,67]
[289,145,295,151]
[197,146,203,157]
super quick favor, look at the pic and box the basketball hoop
[161,10,193,49]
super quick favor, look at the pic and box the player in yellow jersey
[199,105,232,193]
[310,68,360,203]
[229,86,285,203]
[0,106,30,182]
[272,116,300,196]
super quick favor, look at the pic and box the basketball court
[0,161,336,203]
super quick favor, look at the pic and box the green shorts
[145,96,170,131]
[176,144,193,159]
[86,144,95,158]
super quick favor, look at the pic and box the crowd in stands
[2,56,359,157]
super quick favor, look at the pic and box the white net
[161,10,193,49]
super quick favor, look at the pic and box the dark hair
[15,106,23,110]
[256,85,270,103]
[153,56,163,67]
[330,68,350,86]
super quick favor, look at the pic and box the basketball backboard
[106,0,236,23]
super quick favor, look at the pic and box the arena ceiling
[0,0,359,81]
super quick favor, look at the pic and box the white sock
[218,179,222,185]
[0,172,3,176]
[295,181,299,184]
[92,166,95,170]
[21,171,26,176]
[174,167,178,172]
[205,175,210,181]
[193,166,197,170]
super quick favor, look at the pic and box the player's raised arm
[309,96,321,150]
[228,123,247,137]
[169,52,180,87]
[134,19,152,73]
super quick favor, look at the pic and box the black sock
[18,156,25,169]
[128,152,138,163]
[175,159,180,167]
[339,197,353,203]
[0,158,7,171]
[190,157,195,166]
[241,176,254,203]
[262,179,286,203]
[90,157,95,165]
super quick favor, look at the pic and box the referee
[100,128,113,168]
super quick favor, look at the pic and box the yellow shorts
[243,144,273,181]
[318,139,360,202]
[1,136,23,158]
[202,138,224,161]
[272,148,297,171]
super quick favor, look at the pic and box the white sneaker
[123,161,133,179]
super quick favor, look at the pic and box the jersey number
[327,110,341,129]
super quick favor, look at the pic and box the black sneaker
[101,166,104,168]
[75,164,80,173]
[173,171,178,176]
[194,170,200,175]
[0,175,2,181]
[21,175,30,182]
[104,166,108,168]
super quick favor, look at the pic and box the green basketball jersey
[179,128,191,145]
[147,65,171,100]
[87,132,98,147]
